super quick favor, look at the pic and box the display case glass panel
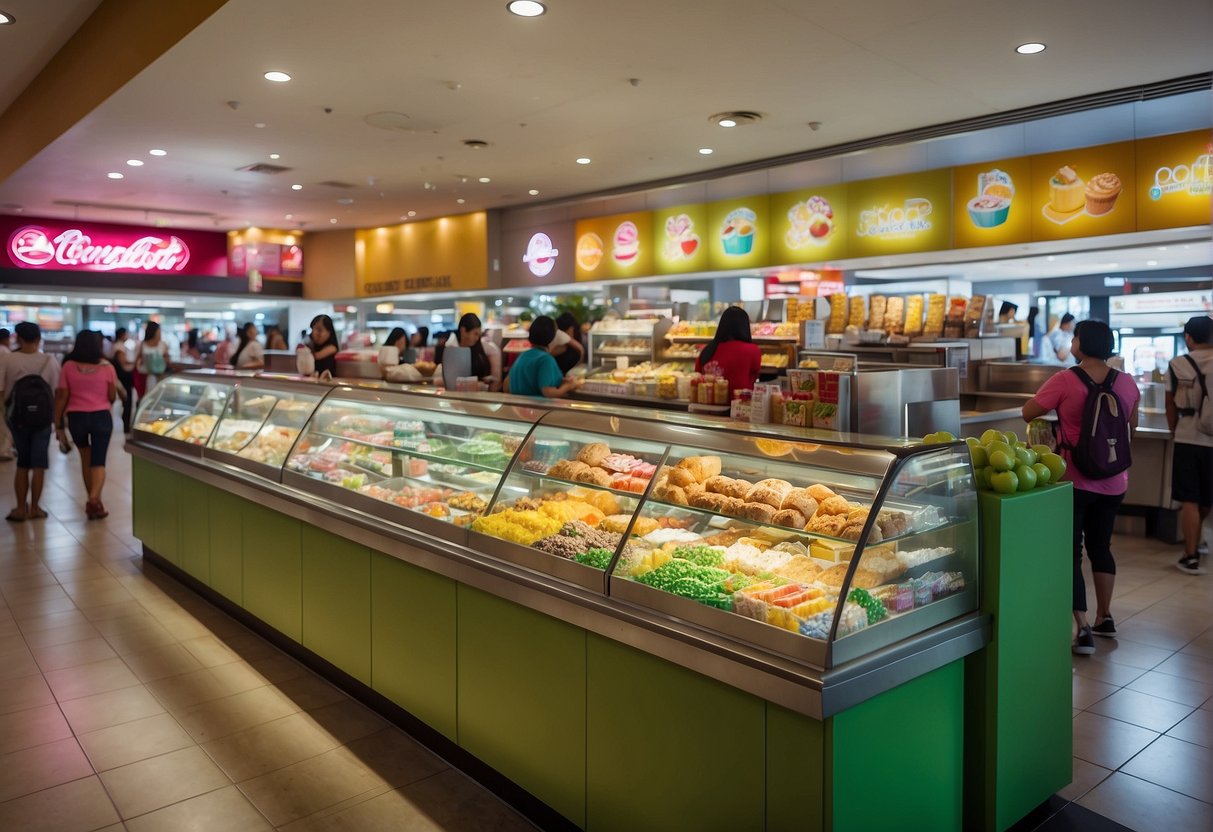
[133,377,231,446]
[207,385,324,469]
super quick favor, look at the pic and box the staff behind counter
[504,316,583,399]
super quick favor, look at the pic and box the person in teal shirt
[505,316,582,398]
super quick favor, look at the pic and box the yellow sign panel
[355,213,488,296]
[574,211,653,281]
[1029,142,1136,241]
[707,196,770,270]
[847,170,952,258]
[951,156,1033,249]
[651,203,710,274]
[770,184,848,264]
[1136,130,1213,231]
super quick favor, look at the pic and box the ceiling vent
[237,163,292,174]
[708,111,763,127]
[317,180,356,189]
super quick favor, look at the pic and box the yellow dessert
[1049,166,1085,213]
[1084,172,1122,216]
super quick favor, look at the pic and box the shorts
[67,410,114,467]
[1172,443,1213,507]
[7,421,51,469]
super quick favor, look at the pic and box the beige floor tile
[0,775,121,832]
[44,656,141,701]
[1057,756,1113,803]
[0,702,73,755]
[81,599,147,622]
[20,620,102,649]
[276,673,348,710]
[16,608,93,634]
[100,745,231,819]
[1,584,71,606]
[246,653,312,685]
[78,711,194,771]
[1167,708,1213,748]
[1086,687,1196,733]
[1154,651,1213,684]
[397,769,533,832]
[1126,669,1213,707]
[1121,735,1213,802]
[1071,674,1118,709]
[0,736,95,802]
[1071,656,1146,687]
[0,672,55,715]
[0,650,43,682]
[1079,771,1213,830]
[201,712,344,782]
[1071,711,1159,770]
[307,699,391,745]
[59,684,166,734]
[341,728,448,789]
[31,635,119,671]
[180,635,242,668]
[146,664,266,712]
[176,685,300,743]
[125,785,272,832]
[8,595,79,621]
[121,643,205,683]
[237,746,385,826]
[1090,637,1175,670]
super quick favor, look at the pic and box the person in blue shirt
[504,316,582,398]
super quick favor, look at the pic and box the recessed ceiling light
[456,198,466,204]
[148,148,167,157]
[263,71,292,83]
[478,177,491,183]
[285,213,293,220]
[1146,260,1158,266]
[291,184,303,191]
[106,172,124,180]
[269,153,280,160]
[330,218,338,224]
[575,157,591,165]
[0,11,14,24]
[528,189,539,196]
[407,211,417,217]
[717,118,737,128]
[126,159,144,167]
[506,1,546,17]
[698,148,714,155]
[254,122,266,129]
[1015,42,1046,54]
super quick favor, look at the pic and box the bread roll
[772,509,808,529]
[703,475,737,495]
[818,495,852,516]
[807,484,837,502]
[840,522,865,541]
[665,485,689,505]
[717,496,746,515]
[576,467,612,487]
[668,467,697,488]
[722,478,752,500]
[677,455,722,482]
[846,506,871,523]
[689,491,722,510]
[684,482,705,499]
[809,513,848,536]
[738,502,777,524]
[651,481,670,500]
[747,481,793,509]
[577,442,611,467]
[780,489,819,520]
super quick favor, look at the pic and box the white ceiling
[0,0,1211,232]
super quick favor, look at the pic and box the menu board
[707,196,770,270]
[652,203,710,274]
[770,184,848,264]
[847,170,952,258]
[1135,130,1213,231]
[574,211,653,281]
[951,156,1033,249]
[1029,142,1136,241]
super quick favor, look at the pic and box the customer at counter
[1022,320,1139,656]
[435,313,502,391]
[553,312,585,376]
[411,327,429,348]
[233,322,265,370]
[504,315,581,398]
[1044,314,1076,365]
[695,306,761,396]
[383,327,409,362]
[306,315,340,377]
[265,327,288,351]
[1167,315,1213,575]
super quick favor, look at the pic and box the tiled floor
[2,434,1211,831]
[0,434,533,832]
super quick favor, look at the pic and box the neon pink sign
[8,225,190,272]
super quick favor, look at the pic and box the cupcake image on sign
[720,208,757,255]
[522,232,559,277]
[967,169,1014,228]
[662,213,699,260]
[1043,165,1121,224]
[611,221,640,265]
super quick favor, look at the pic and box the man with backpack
[1167,315,1213,575]
[0,322,60,521]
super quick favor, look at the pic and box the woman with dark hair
[553,312,585,376]
[436,313,502,390]
[383,327,408,362]
[135,320,170,395]
[1023,320,1140,656]
[411,326,430,348]
[695,306,761,396]
[109,327,136,434]
[184,329,203,360]
[265,326,288,351]
[54,330,118,519]
[232,322,265,370]
[307,315,340,376]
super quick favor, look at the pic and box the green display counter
[132,452,1068,832]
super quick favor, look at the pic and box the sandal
[27,508,47,520]
[86,500,108,520]
[5,510,26,522]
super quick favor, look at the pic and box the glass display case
[133,375,234,456]
[204,381,325,474]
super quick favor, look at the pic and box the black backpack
[1060,367,1132,479]
[5,359,55,430]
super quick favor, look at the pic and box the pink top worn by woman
[58,361,118,413]
[695,340,762,396]
[1030,368,1140,495]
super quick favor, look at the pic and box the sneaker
[1073,626,1096,655]
[1091,617,1117,638]
[1198,541,1209,558]
[1177,555,1208,575]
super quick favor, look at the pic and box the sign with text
[573,211,653,281]
[707,195,770,270]
[847,170,952,258]
[651,203,710,274]
[1029,141,1136,241]
[951,156,1033,249]
[1135,130,1213,231]
[355,212,489,296]
[770,184,849,264]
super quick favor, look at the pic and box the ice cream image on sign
[785,197,834,248]
[612,221,640,265]
[967,169,1014,228]
[1043,165,1121,224]
[522,232,559,277]
[662,213,699,260]
[721,208,756,255]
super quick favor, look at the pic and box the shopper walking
[135,321,170,397]
[1022,320,1139,655]
[54,331,117,520]
[0,327,11,462]
[109,327,136,434]
[232,322,265,370]
[0,322,60,521]
[696,306,762,397]
[1167,315,1213,575]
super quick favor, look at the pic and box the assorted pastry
[541,441,658,493]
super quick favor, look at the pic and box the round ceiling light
[575,157,591,165]
[478,177,491,183]
[148,148,167,156]
[457,198,466,204]
[506,1,546,17]
[126,159,144,167]
[698,148,714,155]
[528,189,539,196]
[264,71,292,82]
[1015,42,1046,54]
[330,218,338,224]
[106,172,124,180]
[269,153,280,160]
[0,11,14,24]
[718,119,736,128]
[291,184,303,191]
[709,111,763,128]
[407,211,417,217]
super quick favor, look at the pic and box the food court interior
[0,1,1211,831]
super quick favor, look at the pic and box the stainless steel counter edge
[131,443,991,720]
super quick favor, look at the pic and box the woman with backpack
[1022,320,1140,656]
[0,322,59,521]
[54,331,118,520]
[135,321,170,395]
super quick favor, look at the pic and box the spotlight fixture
[269,153,280,160]
[718,119,736,128]
[506,1,546,17]
[698,148,713,155]
[330,218,338,224]
[148,148,167,156]
[528,189,540,196]
[291,184,303,191]
[1015,42,1046,54]
[0,11,14,24]
[107,172,124,180]
[457,198,466,204]
[575,157,591,165]
[407,211,417,217]
[478,177,491,183]
[126,159,144,167]
[264,70,292,82]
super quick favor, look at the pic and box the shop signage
[651,203,710,275]
[770,184,849,265]
[1135,130,1213,231]
[355,212,489,297]
[229,242,303,277]
[8,224,190,272]
[951,156,1033,249]
[574,211,653,280]
[524,232,559,277]
[1110,292,1212,315]
[1029,141,1137,241]
[707,196,770,270]
[501,220,575,287]
[846,170,952,258]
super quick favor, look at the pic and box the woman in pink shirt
[54,331,118,520]
[1023,320,1139,656]
[695,306,762,397]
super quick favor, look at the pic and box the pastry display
[1048,165,1085,214]
[1084,172,1122,215]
